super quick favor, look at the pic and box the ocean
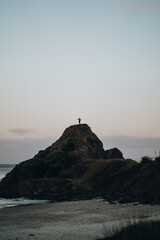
[0,163,15,182]
[0,164,48,209]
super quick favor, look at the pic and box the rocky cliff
[0,124,159,204]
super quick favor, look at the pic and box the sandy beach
[0,199,160,240]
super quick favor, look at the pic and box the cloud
[9,128,37,136]
[141,4,149,9]
[0,134,160,163]
[101,135,160,161]
[101,135,160,149]
[121,0,152,10]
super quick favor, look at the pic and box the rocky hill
[0,124,159,204]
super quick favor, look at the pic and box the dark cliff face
[0,124,107,185]
[2,124,160,204]
[0,124,124,200]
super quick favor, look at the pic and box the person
[77,118,81,124]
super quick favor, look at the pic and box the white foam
[0,198,48,209]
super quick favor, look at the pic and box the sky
[0,0,160,163]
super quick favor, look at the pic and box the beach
[0,199,160,240]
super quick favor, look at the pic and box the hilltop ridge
[34,124,106,160]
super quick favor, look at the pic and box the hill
[0,124,159,204]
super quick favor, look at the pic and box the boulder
[105,148,123,159]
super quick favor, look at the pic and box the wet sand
[0,199,160,240]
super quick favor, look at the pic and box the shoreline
[0,199,160,240]
[0,197,49,209]
[1,195,159,210]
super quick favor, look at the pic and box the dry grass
[97,220,160,240]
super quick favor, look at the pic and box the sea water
[0,164,48,209]
[0,164,15,182]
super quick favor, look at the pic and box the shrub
[141,156,152,164]
[155,156,160,163]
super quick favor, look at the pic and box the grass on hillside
[97,220,160,240]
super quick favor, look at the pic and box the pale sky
[0,0,160,163]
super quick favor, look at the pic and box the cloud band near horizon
[0,135,159,163]
[9,128,37,136]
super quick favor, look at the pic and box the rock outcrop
[105,148,124,159]
[0,124,160,204]
[35,124,106,160]
[0,124,122,199]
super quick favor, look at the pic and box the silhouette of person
[77,118,81,124]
